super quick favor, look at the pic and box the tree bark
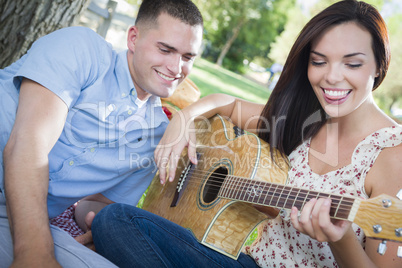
[216,19,246,66]
[0,0,90,68]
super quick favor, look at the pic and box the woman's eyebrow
[311,50,366,58]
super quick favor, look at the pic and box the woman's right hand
[155,111,198,185]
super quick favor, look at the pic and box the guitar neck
[219,176,356,220]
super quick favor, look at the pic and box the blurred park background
[82,0,402,120]
[1,0,401,121]
[1,0,400,246]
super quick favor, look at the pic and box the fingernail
[324,199,331,206]
[169,176,174,182]
[160,179,164,185]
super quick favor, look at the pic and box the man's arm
[3,78,68,266]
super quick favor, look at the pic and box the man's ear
[127,25,139,53]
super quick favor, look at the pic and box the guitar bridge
[170,152,200,207]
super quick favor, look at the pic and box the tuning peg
[373,224,382,233]
[382,198,392,208]
[397,189,402,200]
[396,228,402,237]
[377,240,387,255]
[398,246,402,258]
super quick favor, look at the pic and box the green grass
[189,58,270,104]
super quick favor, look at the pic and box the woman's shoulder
[363,126,402,198]
[359,124,402,148]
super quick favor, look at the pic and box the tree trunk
[216,19,246,66]
[0,0,90,68]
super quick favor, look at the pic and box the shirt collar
[115,50,135,99]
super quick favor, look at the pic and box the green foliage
[374,9,402,116]
[268,5,308,65]
[195,0,294,72]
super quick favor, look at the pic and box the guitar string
[170,169,354,217]
[177,169,354,205]
[177,169,353,203]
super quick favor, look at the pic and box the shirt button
[122,93,126,97]
[131,91,136,96]
[107,104,115,112]
[128,110,133,115]
[90,148,95,153]
[69,161,74,166]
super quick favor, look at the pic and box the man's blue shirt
[0,27,169,218]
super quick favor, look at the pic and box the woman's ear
[127,25,139,53]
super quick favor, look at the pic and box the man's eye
[183,56,194,62]
[159,48,169,53]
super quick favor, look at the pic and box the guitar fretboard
[219,176,356,220]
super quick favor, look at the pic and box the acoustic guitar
[142,114,402,260]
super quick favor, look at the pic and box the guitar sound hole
[203,166,228,203]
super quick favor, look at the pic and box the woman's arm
[361,144,402,268]
[155,93,264,184]
[290,143,402,268]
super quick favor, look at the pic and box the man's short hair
[135,0,203,28]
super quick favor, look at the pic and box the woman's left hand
[290,198,352,242]
[74,211,96,251]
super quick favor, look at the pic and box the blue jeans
[92,203,259,268]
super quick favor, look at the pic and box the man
[0,0,203,266]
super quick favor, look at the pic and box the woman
[92,1,401,267]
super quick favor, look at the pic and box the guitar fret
[300,190,310,211]
[275,185,286,208]
[291,188,302,209]
[333,195,342,218]
[282,186,294,209]
[230,176,240,200]
[268,184,280,207]
[333,196,354,219]
[235,177,246,201]
[231,176,239,200]
[242,179,252,202]
[262,182,273,206]
[255,180,265,205]
[224,176,233,199]
[220,177,355,221]
[220,176,228,198]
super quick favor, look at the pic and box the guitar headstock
[353,193,402,243]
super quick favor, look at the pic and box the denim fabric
[92,203,259,268]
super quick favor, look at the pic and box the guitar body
[142,115,289,259]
